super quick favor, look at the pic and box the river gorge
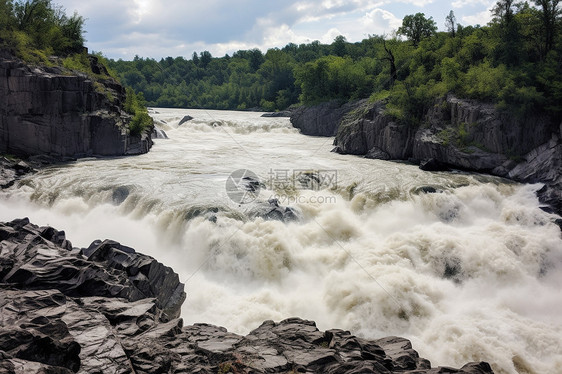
[1,109,561,374]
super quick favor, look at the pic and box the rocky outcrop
[0,157,34,189]
[291,100,367,136]
[0,55,153,158]
[0,218,495,373]
[335,100,415,159]
[323,95,561,215]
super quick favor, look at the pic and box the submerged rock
[0,219,495,373]
[178,115,194,125]
[261,111,292,118]
[246,199,300,222]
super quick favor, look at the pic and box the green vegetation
[124,88,153,136]
[397,13,438,47]
[0,0,85,62]
[107,1,561,126]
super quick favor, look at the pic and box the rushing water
[1,108,561,374]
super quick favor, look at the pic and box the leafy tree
[199,50,212,68]
[533,0,561,56]
[332,35,347,57]
[398,13,437,47]
[445,10,457,37]
[493,0,517,25]
[192,51,199,65]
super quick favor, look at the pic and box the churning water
[1,109,561,374]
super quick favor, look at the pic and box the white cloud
[362,8,402,34]
[452,0,492,9]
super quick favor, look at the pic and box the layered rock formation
[291,100,367,136]
[0,218,494,373]
[293,97,562,216]
[0,55,153,158]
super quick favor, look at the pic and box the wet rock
[420,158,449,172]
[151,127,169,139]
[178,115,194,125]
[247,200,301,222]
[414,186,439,194]
[111,186,130,205]
[365,147,391,160]
[331,146,343,153]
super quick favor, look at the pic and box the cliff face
[294,97,562,215]
[0,218,494,374]
[290,100,366,136]
[0,56,152,158]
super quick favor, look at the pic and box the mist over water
[1,109,561,374]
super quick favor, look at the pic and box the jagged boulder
[0,218,185,320]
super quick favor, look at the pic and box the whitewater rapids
[1,108,561,374]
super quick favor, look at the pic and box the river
[1,108,561,374]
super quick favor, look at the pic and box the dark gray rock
[247,199,300,222]
[0,219,495,374]
[334,100,414,158]
[290,100,366,136]
[178,115,194,125]
[420,158,449,172]
[365,147,391,160]
[0,218,185,321]
[151,127,169,139]
[0,56,153,158]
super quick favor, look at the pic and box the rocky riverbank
[0,54,153,158]
[0,218,494,373]
[291,97,562,217]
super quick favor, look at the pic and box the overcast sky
[55,0,496,60]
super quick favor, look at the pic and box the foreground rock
[294,96,562,216]
[0,219,494,373]
[0,54,153,158]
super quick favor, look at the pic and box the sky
[55,0,497,60]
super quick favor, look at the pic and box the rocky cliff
[0,54,153,158]
[291,100,367,136]
[294,97,562,216]
[0,218,494,374]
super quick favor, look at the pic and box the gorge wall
[0,55,153,159]
[292,96,562,216]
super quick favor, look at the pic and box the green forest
[107,0,562,126]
